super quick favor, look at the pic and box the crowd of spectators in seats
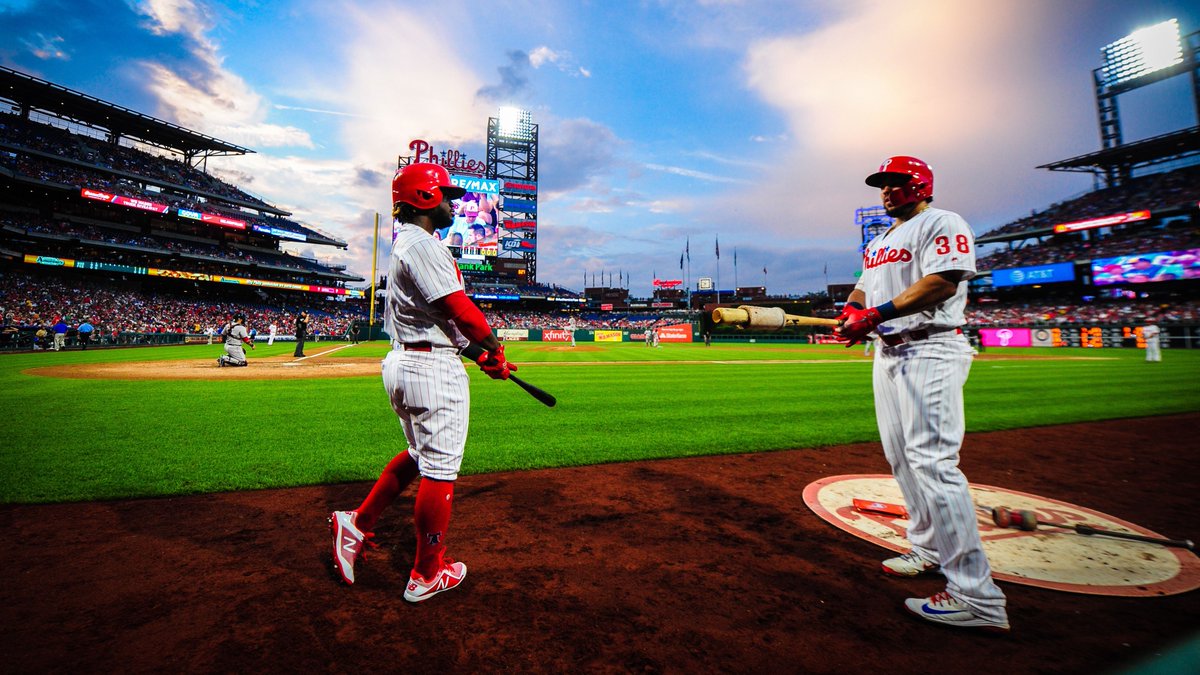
[965,299,1200,325]
[0,119,330,243]
[465,280,584,299]
[484,310,667,330]
[977,223,1199,271]
[0,116,270,207]
[977,165,1200,239]
[0,269,365,343]
[1,211,350,278]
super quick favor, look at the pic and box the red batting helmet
[865,155,933,207]
[391,162,466,210]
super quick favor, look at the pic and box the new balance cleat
[904,591,1010,633]
[403,560,467,602]
[882,551,940,577]
[329,510,372,585]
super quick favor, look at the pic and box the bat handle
[1076,525,1195,550]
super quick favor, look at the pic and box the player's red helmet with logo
[391,162,466,210]
[865,155,933,207]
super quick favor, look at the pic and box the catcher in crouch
[216,313,255,367]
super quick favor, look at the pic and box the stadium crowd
[0,120,336,243]
[1,115,269,208]
[3,211,348,276]
[976,165,1200,239]
[0,270,365,345]
[965,299,1200,325]
[977,223,1199,271]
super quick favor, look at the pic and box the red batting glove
[476,344,519,380]
[837,305,883,346]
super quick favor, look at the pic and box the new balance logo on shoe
[329,511,365,585]
[403,561,467,603]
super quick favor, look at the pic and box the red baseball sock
[413,477,455,580]
[355,451,419,532]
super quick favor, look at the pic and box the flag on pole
[763,267,767,275]
[715,236,720,260]
[680,252,684,270]
[686,237,690,262]
[733,248,737,266]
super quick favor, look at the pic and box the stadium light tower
[487,107,538,283]
[1092,18,1199,187]
[1101,19,1184,87]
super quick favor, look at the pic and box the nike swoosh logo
[922,604,960,615]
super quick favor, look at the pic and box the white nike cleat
[904,591,1010,633]
[403,561,467,602]
[882,551,940,577]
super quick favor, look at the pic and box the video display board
[1091,248,1200,285]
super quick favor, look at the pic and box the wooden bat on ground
[462,344,557,408]
[711,305,840,330]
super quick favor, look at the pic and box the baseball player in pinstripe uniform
[329,163,516,602]
[838,156,1008,632]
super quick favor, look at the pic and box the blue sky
[2,0,1197,295]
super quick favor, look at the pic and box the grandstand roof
[1038,126,1200,173]
[0,66,252,157]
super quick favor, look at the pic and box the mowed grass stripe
[1,342,1196,503]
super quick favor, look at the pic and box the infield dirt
[1,414,1197,673]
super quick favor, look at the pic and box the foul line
[290,344,355,363]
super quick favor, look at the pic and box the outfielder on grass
[837,155,1008,632]
[329,162,516,602]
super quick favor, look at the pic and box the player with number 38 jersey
[839,155,1008,633]
[856,206,976,337]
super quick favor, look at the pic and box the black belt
[398,342,460,352]
[880,327,963,347]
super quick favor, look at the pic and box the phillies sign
[408,139,485,176]
[653,279,683,289]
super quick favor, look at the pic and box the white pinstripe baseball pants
[873,333,1007,622]
[382,349,471,481]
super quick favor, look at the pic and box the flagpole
[369,212,380,330]
[685,237,691,317]
[715,236,721,305]
[733,247,738,295]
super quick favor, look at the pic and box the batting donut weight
[986,505,1195,550]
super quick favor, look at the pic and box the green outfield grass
[2,340,1197,503]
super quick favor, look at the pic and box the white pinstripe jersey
[854,207,976,336]
[384,222,469,348]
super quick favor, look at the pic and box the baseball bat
[711,306,840,329]
[462,344,557,408]
[984,506,1194,551]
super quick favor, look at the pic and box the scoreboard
[983,326,1163,348]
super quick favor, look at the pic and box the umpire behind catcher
[216,314,255,367]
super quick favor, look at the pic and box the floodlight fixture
[496,106,532,140]
[1101,18,1184,87]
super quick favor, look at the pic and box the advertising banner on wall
[542,329,572,342]
[595,330,624,342]
[657,324,694,343]
[497,328,529,341]
[991,262,1076,288]
[980,328,1032,347]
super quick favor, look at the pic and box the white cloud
[135,0,213,42]
[643,163,750,184]
[23,33,68,61]
[529,46,559,68]
[740,0,1082,242]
